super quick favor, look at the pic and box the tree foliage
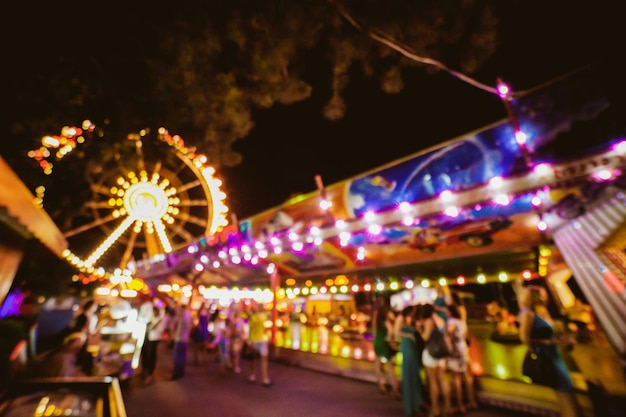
[5,0,501,169]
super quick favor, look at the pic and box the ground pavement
[120,343,540,417]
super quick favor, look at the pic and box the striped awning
[0,155,67,257]
[552,189,626,356]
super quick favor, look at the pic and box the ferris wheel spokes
[63,213,119,238]
[85,216,136,266]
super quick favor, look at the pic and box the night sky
[3,2,619,220]
[218,3,619,219]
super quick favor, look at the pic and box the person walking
[398,305,423,417]
[141,304,167,383]
[417,303,452,417]
[228,302,245,374]
[170,302,193,380]
[446,304,478,413]
[190,302,210,365]
[519,285,583,417]
[245,301,271,387]
[372,301,400,396]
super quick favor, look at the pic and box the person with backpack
[417,303,452,417]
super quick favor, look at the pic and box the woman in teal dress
[399,305,423,417]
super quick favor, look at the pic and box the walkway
[121,343,537,417]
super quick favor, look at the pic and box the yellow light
[42,135,60,148]
[334,275,349,285]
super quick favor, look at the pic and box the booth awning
[0,155,67,258]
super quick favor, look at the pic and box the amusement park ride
[4,64,625,416]
[27,122,230,289]
[24,66,626,303]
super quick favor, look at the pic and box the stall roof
[0,155,67,257]
[134,66,626,288]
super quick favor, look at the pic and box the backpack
[426,325,452,359]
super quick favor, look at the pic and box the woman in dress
[398,305,423,417]
[372,302,399,396]
[519,285,582,417]
[446,304,477,413]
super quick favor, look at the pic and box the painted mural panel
[233,66,620,279]
[135,66,626,284]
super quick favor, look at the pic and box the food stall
[88,300,144,381]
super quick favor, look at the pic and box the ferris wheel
[29,120,229,277]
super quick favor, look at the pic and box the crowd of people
[372,283,584,417]
[134,296,271,386]
[5,283,585,417]
[372,285,479,417]
[13,293,273,391]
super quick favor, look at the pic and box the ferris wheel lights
[61,126,79,137]
[42,135,60,148]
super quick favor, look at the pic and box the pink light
[514,130,527,145]
[497,82,510,98]
[367,224,382,235]
[531,196,542,207]
[592,169,614,181]
[613,140,626,152]
[456,276,466,285]
[522,270,533,280]
[533,163,552,176]
[399,201,411,212]
[537,220,548,231]
[444,206,459,217]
